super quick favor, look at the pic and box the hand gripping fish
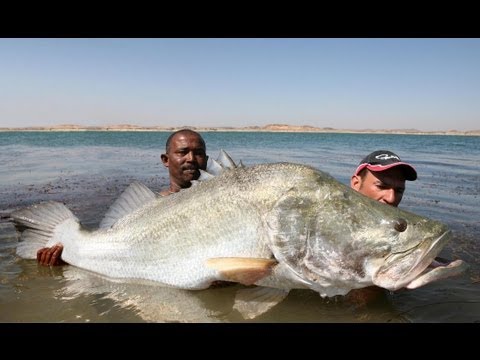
[10,150,467,319]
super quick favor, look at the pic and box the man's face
[351,167,406,207]
[161,132,208,191]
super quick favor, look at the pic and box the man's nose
[185,151,195,162]
[383,188,397,205]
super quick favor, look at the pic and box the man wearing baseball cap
[350,150,417,208]
[348,150,449,305]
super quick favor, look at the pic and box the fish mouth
[405,258,468,289]
[374,230,468,290]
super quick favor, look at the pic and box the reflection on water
[1,254,406,323]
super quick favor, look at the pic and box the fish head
[266,166,465,295]
[367,214,450,290]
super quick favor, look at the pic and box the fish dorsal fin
[192,150,243,187]
[233,287,289,319]
[206,257,277,286]
[197,169,216,181]
[216,149,237,169]
[200,149,243,180]
[99,181,157,229]
[206,159,224,176]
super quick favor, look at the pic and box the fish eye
[394,218,408,232]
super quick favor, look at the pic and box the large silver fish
[10,152,467,318]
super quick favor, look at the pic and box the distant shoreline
[1,123,479,136]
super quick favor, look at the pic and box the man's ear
[161,154,169,167]
[351,175,361,191]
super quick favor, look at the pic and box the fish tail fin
[9,201,80,259]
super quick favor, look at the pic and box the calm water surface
[0,131,479,322]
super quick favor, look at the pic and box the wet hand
[36,244,66,266]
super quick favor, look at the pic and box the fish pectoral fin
[233,287,289,319]
[206,257,277,285]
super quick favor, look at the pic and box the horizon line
[1,123,479,136]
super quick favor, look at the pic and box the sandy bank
[1,123,479,136]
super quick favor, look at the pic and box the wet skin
[351,167,406,208]
[159,132,208,195]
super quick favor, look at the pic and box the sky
[0,38,479,131]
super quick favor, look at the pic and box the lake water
[0,131,479,323]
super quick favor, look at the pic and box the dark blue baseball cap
[354,150,417,181]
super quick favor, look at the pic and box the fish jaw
[405,259,468,289]
[372,230,465,290]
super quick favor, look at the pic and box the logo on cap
[375,153,400,161]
